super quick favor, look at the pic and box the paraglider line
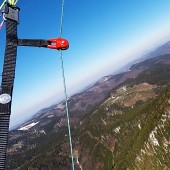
[59,0,75,169]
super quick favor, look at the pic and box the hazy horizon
[9,37,170,130]
[0,0,170,129]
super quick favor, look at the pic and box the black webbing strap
[0,114,10,170]
[0,5,51,169]
[0,19,18,170]
[18,39,50,48]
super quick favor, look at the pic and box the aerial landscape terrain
[0,0,170,170]
[6,41,170,170]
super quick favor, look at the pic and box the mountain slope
[144,41,170,60]
[74,85,170,170]
[120,41,170,73]
[6,54,170,170]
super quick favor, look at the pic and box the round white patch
[0,94,11,104]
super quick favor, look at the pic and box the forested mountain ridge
[73,83,170,170]
[6,54,170,169]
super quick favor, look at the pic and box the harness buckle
[48,38,69,50]
[2,3,20,23]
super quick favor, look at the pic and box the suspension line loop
[0,19,4,29]
[0,0,7,10]
[14,0,18,5]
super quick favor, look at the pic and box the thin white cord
[14,0,19,5]
[59,0,75,169]
[59,0,64,37]
[0,0,7,10]
[60,52,75,170]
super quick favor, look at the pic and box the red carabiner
[48,38,69,50]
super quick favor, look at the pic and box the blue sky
[0,0,170,128]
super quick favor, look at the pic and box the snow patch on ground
[47,115,54,118]
[56,103,65,109]
[114,126,121,134]
[101,118,106,126]
[138,123,141,129]
[18,122,39,131]
[112,96,121,103]
[98,76,109,83]
[122,86,127,91]
[141,149,146,154]
[39,129,46,135]
[149,129,159,146]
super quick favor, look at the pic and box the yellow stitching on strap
[8,0,14,5]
